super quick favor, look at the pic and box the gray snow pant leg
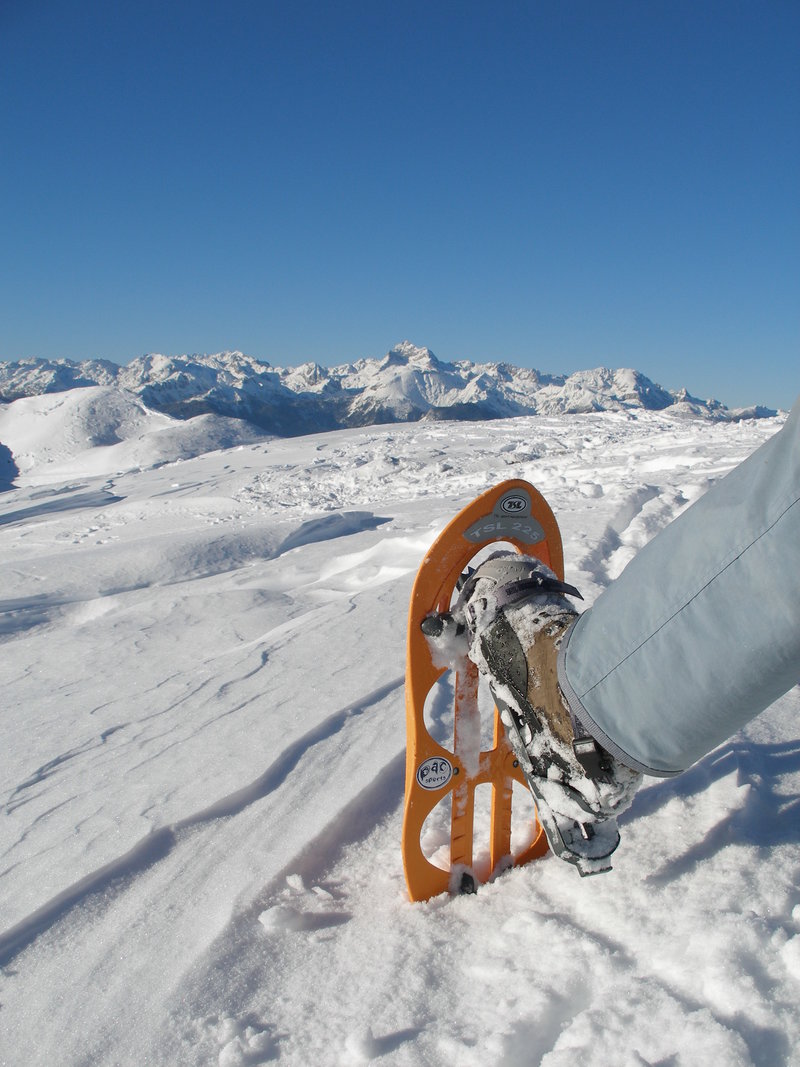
[558,396,800,777]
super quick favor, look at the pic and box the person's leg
[559,397,800,777]
[442,400,799,871]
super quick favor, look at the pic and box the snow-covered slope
[0,343,772,441]
[0,386,267,485]
[1,406,797,1066]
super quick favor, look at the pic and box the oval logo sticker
[416,756,453,791]
[500,494,528,515]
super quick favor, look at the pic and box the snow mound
[0,386,267,485]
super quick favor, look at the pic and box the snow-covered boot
[451,553,642,875]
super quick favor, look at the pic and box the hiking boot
[452,552,642,874]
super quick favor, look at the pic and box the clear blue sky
[1,1,797,409]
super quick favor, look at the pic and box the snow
[0,394,798,1066]
[1,344,775,437]
[0,387,267,484]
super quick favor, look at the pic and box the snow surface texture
[0,342,778,439]
[1,394,798,1067]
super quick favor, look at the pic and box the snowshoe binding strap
[454,553,583,621]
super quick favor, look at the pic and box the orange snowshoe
[402,479,565,901]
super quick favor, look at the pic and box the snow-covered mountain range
[0,342,776,437]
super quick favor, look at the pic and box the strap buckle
[572,736,609,780]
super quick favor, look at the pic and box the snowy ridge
[0,342,775,440]
[1,406,798,1065]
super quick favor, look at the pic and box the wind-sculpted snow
[0,342,775,444]
[0,442,18,490]
[1,407,797,1066]
[270,512,391,559]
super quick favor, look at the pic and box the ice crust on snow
[0,397,797,1066]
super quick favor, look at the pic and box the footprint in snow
[257,873,352,935]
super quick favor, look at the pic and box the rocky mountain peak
[0,343,776,436]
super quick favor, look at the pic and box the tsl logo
[416,757,453,790]
[500,494,527,514]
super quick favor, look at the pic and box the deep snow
[1,396,798,1066]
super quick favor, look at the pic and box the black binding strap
[493,575,584,611]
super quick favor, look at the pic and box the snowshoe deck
[402,479,565,901]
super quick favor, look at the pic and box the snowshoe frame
[402,479,565,901]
